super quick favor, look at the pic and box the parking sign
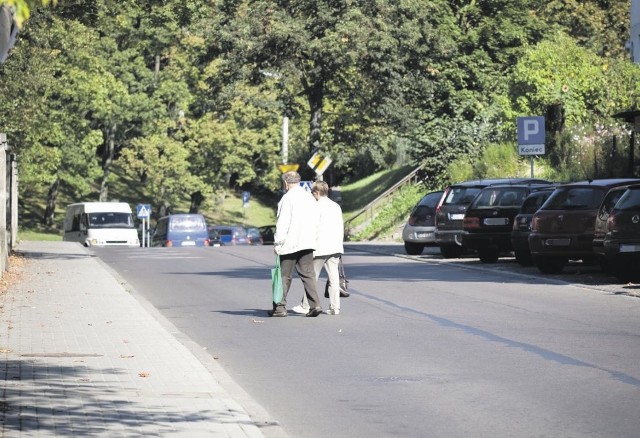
[517,116,545,156]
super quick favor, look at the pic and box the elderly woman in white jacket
[272,171,323,317]
[292,180,344,315]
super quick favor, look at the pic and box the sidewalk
[0,241,279,437]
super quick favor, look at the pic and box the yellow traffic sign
[278,163,300,173]
[307,151,332,175]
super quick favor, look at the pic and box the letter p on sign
[517,116,545,145]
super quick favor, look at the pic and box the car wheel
[514,250,533,267]
[440,245,463,259]
[599,257,611,274]
[478,247,499,264]
[611,257,640,282]
[404,242,424,255]
[535,256,566,274]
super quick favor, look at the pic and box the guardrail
[344,165,422,238]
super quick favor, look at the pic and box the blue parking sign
[517,116,546,156]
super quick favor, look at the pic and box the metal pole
[530,157,534,178]
[0,133,7,273]
[282,116,289,164]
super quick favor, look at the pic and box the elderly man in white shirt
[272,171,323,317]
[292,180,344,315]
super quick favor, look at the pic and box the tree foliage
[0,0,639,227]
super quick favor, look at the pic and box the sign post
[136,204,151,247]
[242,191,250,219]
[517,116,546,177]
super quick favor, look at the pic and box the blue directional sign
[299,181,313,192]
[517,116,546,156]
[136,204,151,219]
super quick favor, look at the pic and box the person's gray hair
[282,171,301,184]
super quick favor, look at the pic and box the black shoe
[270,309,287,317]
[306,307,322,317]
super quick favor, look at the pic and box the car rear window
[170,216,207,231]
[417,192,443,208]
[541,187,605,210]
[443,187,482,206]
[520,192,552,214]
[234,228,248,238]
[614,188,640,211]
[469,187,528,208]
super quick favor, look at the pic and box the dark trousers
[276,249,320,310]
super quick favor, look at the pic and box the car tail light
[607,215,616,232]
[530,216,539,232]
[205,239,210,246]
[166,240,173,247]
[408,215,417,226]
[513,216,531,231]
[464,217,480,229]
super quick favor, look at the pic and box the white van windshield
[87,212,134,229]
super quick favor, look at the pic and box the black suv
[435,178,551,258]
[462,183,554,263]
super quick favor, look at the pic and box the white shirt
[314,196,344,257]
[274,185,319,255]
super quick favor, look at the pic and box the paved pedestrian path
[0,241,279,437]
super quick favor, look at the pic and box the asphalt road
[93,243,640,438]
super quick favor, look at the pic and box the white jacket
[314,196,344,257]
[274,185,319,255]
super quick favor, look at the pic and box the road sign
[307,151,332,175]
[278,163,299,173]
[136,204,151,219]
[299,181,313,192]
[517,116,546,156]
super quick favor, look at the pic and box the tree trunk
[43,176,59,227]
[306,79,324,153]
[189,191,204,213]
[99,123,116,202]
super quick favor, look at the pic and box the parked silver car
[402,190,444,255]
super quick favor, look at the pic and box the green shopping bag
[271,256,284,304]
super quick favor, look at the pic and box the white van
[63,202,140,247]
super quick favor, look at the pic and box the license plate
[181,241,196,246]
[211,243,221,247]
[416,232,434,239]
[620,244,640,253]
[450,213,465,220]
[483,218,509,226]
[544,238,571,247]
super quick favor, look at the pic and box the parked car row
[148,214,274,247]
[402,177,640,282]
[208,224,275,246]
